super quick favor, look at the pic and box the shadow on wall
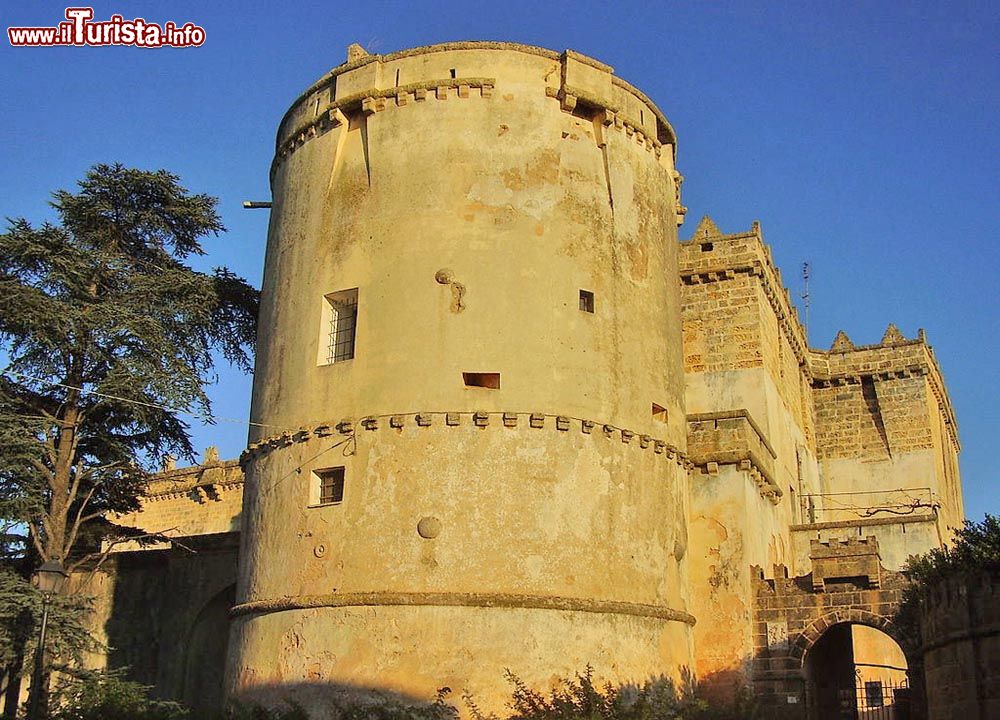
[698,631,920,720]
[103,544,238,714]
[226,669,705,720]
[182,585,235,714]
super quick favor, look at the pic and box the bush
[332,688,459,720]
[896,514,1000,638]
[223,701,311,720]
[50,671,188,720]
[465,668,710,720]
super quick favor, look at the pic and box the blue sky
[1,1,997,520]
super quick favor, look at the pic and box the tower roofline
[277,41,678,159]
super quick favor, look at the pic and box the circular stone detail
[313,543,327,558]
[434,269,454,284]
[417,516,442,539]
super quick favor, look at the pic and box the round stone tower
[228,42,692,715]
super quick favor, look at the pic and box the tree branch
[67,527,182,575]
[62,485,98,558]
[28,521,47,561]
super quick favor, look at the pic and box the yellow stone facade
[79,42,963,718]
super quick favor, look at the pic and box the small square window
[652,403,668,423]
[313,467,345,505]
[579,289,595,313]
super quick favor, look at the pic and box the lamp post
[26,560,68,720]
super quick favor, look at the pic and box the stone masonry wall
[812,374,933,461]
[920,570,1000,720]
[809,332,958,461]
[679,217,814,444]
[108,458,244,546]
[751,560,914,718]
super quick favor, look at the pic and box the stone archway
[181,584,236,715]
[792,608,911,662]
[750,558,925,719]
[798,615,913,720]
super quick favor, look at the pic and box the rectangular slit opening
[463,372,500,389]
[579,289,595,313]
[450,68,457,79]
[652,403,668,422]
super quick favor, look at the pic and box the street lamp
[26,560,68,720]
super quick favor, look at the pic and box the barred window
[320,289,358,364]
[313,467,345,505]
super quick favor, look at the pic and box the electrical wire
[1,369,278,430]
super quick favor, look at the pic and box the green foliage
[50,671,189,720]
[223,701,311,720]
[154,671,752,720]
[465,668,709,720]
[905,514,1000,583]
[896,514,1000,639]
[0,566,100,670]
[0,162,259,568]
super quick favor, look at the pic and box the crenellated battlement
[679,215,810,368]
[809,325,959,452]
[272,42,678,179]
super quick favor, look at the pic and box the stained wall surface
[231,42,694,716]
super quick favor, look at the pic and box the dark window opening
[652,403,668,422]
[700,242,714,252]
[864,681,884,707]
[324,289,358,364]
[315,467,345,505]
[463,372,500,389]
[449,68,457,79]
[579,289,595,313]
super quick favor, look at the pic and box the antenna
[800,262,811,339]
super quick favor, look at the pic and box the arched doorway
[181,584,235,715]
[803,621,911,720]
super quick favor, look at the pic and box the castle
[72,43,963,719]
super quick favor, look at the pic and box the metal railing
[798,488,938,525]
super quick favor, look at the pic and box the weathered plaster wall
[789,516,940,572]
[232,42,693,716]
[810,336,964,535]
[680,218,820,698]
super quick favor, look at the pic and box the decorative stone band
[142,479,243,503]
[272,76,496,177]
[229,590,696,626]
[693,457,781,505]
[241,410,691,471]
[141,461,244,502]
[811,366,930,387]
